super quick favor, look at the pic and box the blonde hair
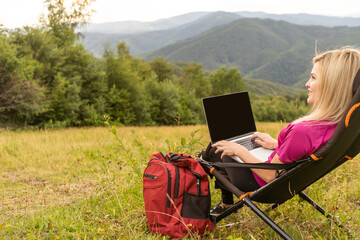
[295,47,360,124]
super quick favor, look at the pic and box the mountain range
[80,11,360,88]
[84,11,360,34]
[81,11,360,57]
[81,12,241,56]
[146,18,360,87]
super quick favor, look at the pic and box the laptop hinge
[227,132,256,142]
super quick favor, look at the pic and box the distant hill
[83,12,211,34]
[82,12,242,56]
[81,11,360,57]
[236,11,360,27]
[84,11,360,35]
[81,12,360,87]
[243,78,305,96]
[145,18,360,87]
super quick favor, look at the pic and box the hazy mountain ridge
[81,11,360,88]
[146,18,360,87]
[82,12,242,56]
[84,11,360,34]
[81,11,360,57]
[84,12,211,34]
[235,11,360,27]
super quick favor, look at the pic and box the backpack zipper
[149,160,172,208]
[174,166,180,199]
[196,177,201,196]
[191,172,202,196]
[165,167,172,207]
[144,173,158,179]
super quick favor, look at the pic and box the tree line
[0,0,310,128]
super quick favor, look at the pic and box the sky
[1,0,360,29]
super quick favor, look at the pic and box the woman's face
[305,62,320,105]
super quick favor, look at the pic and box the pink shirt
[253,121,337,187]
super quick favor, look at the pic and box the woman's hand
[212,141,248,159]
[251,132,278,150]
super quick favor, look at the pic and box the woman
[200,48,360,215]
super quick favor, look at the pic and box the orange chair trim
[310,154,322,161]
[239,192,253,201]
[345,102,360,127]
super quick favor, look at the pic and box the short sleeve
[276,124,313,163]
[257,121,337,186]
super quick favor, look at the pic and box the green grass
[0,123,359,239]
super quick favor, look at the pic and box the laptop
[202,91,274,163]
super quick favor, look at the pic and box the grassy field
[0,123,359,239]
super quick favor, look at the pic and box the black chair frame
[199,69,360,239]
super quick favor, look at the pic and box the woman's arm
[247,153,282,183]
[212,141,281,183]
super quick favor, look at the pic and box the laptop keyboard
[235,137,261,151]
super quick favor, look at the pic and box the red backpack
[143,152,214,238]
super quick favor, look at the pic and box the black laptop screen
[202,92,257,143]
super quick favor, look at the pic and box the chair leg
[298,191,351,233]
[243,197,293,240]
[265,203,280,211]
[211,201,245,224]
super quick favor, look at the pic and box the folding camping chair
[198,69,360,240]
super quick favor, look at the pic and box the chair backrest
[251,69,360,204]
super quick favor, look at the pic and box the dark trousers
[209,147,261,204]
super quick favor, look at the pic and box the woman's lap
[209,147,261,192]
